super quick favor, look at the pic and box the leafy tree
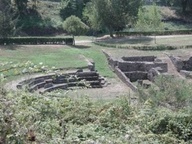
[60,0,91,20]
[83,0,142,37]
[181,0,188,13]
[14,0,28,16]
[135,5,163,31]
[63,15,89,44]
[0,0,17,37]
[83,1,103,31]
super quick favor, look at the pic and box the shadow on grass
[69,45,91,49]
[98,36,155,45]
[0,45,21,50]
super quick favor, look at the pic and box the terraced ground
[1,35,192,100]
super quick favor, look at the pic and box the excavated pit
[104,52,168,91]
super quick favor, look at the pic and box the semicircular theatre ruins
[14,58,107,94]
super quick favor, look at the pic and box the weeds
[1,67,192,143]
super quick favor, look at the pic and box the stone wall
[103,51,168,91]
[183,57,192,71]
[118,61,167,73]
[169,55,192,72]
[124,71,148,82]
[118,61,147,72]
[102,51,118,70]
[115,67,137,92]
[122,56,156,62]
[169,55,184,71]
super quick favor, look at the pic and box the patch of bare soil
[66,77,133,100]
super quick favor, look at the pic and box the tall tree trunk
[72,35,75,45]
[109,27,114,38]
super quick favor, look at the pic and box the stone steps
[16,69,105,94]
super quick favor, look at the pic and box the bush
[138,75,192,110]
[63,15,89,36]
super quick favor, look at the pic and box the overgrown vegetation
[0,0,17,37]
[1,74,192,143]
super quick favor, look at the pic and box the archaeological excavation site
[103,50,192,92]
[7,51,192,95]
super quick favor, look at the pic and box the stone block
[122,56,156,62]
[118,62,147,72]
[124,71,148,82]
[169,56,184,71]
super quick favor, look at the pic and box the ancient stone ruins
[169,55,192,78]
[15,58,106,94]
[104,52,168,91]
[17,69,106,94]
[103,50,192,92]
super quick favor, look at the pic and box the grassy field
[96,35,192,47]
[0,43,115,78]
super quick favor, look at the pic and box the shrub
[138,75,192,110]
[63,16,89,37]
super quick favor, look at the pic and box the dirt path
[65,77,133,100]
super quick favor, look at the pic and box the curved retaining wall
[16,70,106,94]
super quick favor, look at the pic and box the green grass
[0,46,86,68]
[0,44,115,78]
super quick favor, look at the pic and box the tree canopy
[60,0,91,20]
[135,5,163,31]
[83,0,142,37]
[0,0,16,37]
[63,15,89,44]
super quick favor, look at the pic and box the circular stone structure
[15,69,106,94]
